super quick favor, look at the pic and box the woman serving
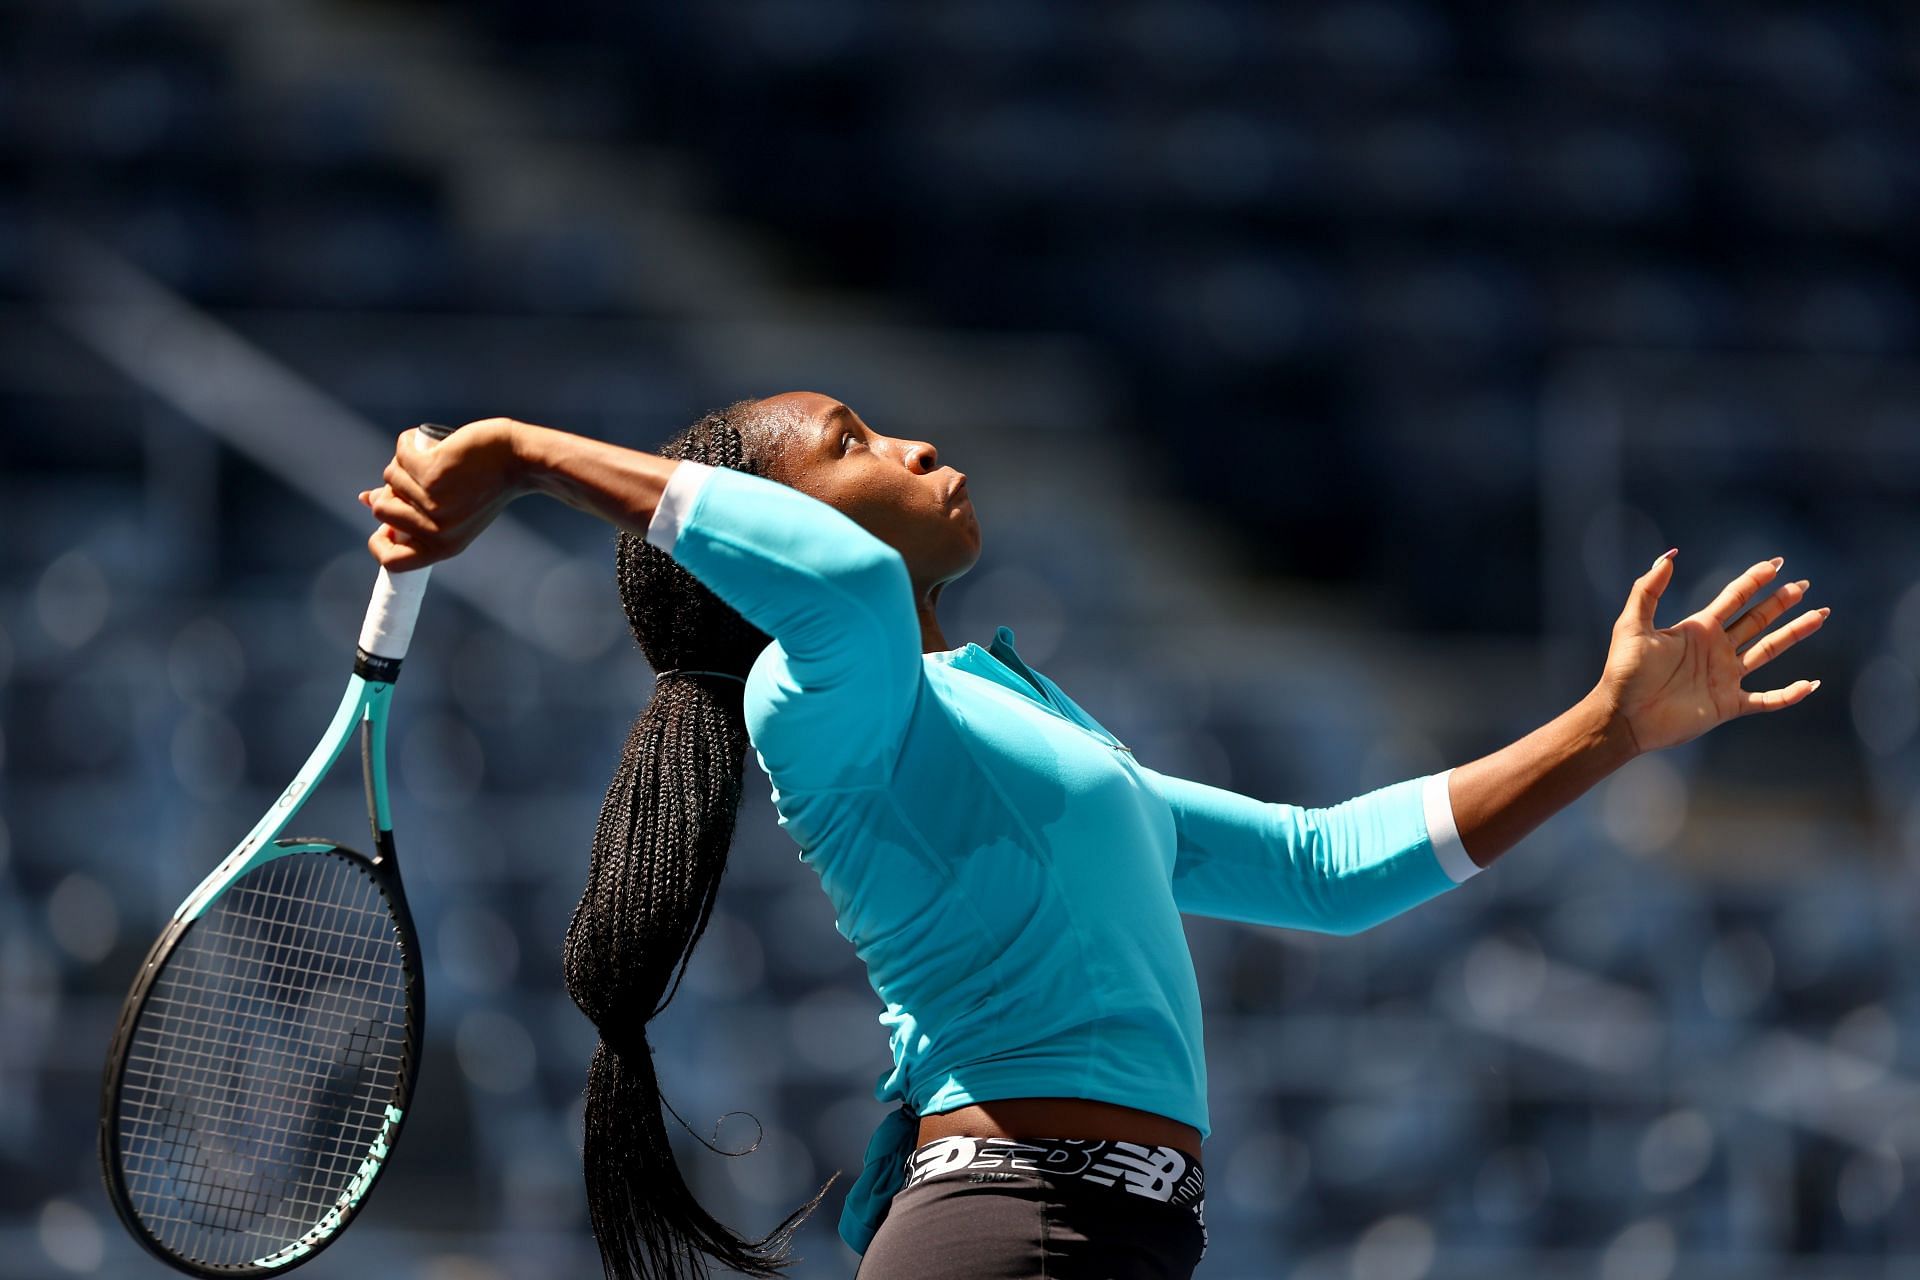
[361,392,1827,1280]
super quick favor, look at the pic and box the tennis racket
[99,422,456,1275]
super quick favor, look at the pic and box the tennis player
[361,392,1826,1279]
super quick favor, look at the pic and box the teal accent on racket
[99,422,455,1277]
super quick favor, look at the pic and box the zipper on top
[974,628,1133,757]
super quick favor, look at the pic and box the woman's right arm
[364,420,922,793]
[362,420,679,563]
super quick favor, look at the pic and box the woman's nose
[904,439,938,472]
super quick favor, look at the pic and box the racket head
[99,838,425,1276]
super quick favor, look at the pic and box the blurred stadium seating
[4,0,1919,1275]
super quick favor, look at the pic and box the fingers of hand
[365,484,439,538]
[1626,549,1677,630]
[1742,678,1820,715]
[1728,578,1809,651]
[1702,557,1785,628]
[382,456,435,512]
[366,523,425,570]
[1739,604,1830,673]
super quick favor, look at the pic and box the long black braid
[563,400,835,1279]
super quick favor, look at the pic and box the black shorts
[853,1135,1208,1279]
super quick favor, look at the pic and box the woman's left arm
[1141,548,1827,933]
[1442,688,1632,873]
[1448,548,1826,869]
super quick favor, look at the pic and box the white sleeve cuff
[1424,767,1480,884]
[645,459,716,554]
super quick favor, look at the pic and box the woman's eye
[841,430,858,451]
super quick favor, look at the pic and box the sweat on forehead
[740,393,844,461]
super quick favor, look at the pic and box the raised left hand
[1593,550,1830,757]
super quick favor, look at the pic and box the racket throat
[360,683,398,854]
[175,677,374,922]
[353,646,404,684]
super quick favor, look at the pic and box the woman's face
[754,390,982,591]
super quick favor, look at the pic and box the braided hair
[563,400,835,1279]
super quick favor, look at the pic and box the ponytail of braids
[563,401,835,1279]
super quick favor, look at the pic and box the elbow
[849,545,917,633]
[1315,912,1380,939]
[802,544,917,665]
[853,540,913,594]
[1300,876,1392,937]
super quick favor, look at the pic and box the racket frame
[101,423,451,1275]
[99,670,426,1276]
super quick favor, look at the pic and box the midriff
[916,1096,1203,1155]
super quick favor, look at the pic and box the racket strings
[116,850,413,1268]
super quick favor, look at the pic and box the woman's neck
[918,581,950,653]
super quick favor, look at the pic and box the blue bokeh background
[5,1,1920,1276]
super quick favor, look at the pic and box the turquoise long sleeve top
[645,459,1483,1255]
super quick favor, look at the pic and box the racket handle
[359,564,432,667]
[357,422,458,675]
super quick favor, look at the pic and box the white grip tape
[358,565,434,660]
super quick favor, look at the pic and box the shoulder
[739,639,937,761]
[742,638,943,691]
